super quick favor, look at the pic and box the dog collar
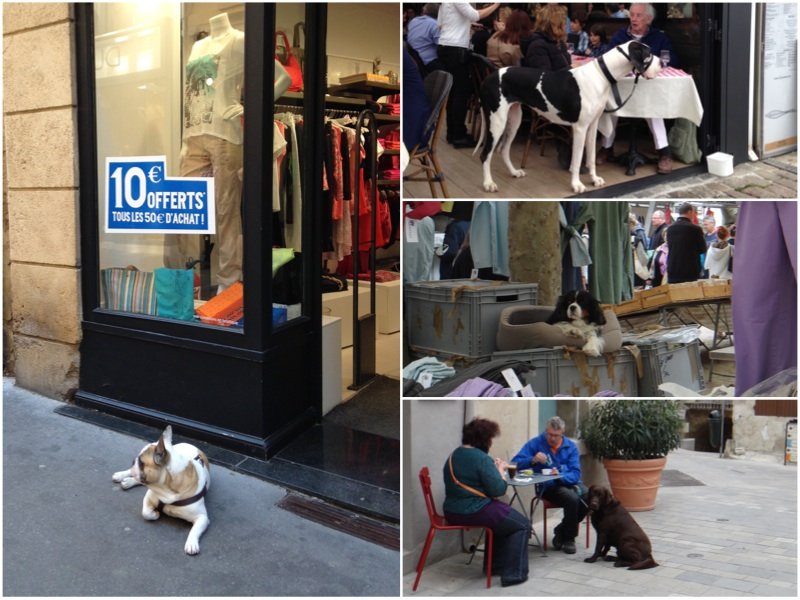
[155,454,208,512]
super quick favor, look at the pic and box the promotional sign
[760,3,797,156]
[105,156,215,234]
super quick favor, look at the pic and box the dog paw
[511,168,526,178]
[119,477,140,490]
[592,175,605,187]
[112,470,128,483]
[571,181,586,194]
[482,180,498,193]
[184,539,200,555]
[142,508,161,521]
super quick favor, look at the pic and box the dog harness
[599,44,654,113]
[155,454,208,512]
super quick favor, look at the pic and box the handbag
[100,267,157,315]
[154,268,195,321]
[275,30,303,92]
[292,22,305,74]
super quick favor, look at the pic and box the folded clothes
[446,377,511,397]
[402,356,455,385]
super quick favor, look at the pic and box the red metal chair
[413,466,494,591]
[530,495,591,551]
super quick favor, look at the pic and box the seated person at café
[595,2,678,174]
[443,418,530,588]
[512,416,588,554]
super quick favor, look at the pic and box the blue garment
[402,216,435,282]
[512,431,583,493]
[402,48,430,150]
[406,15,440,65]
[608,26,678,68]
[443,446,508,515]
[575,30,589,55]
[588,42,609,58]
[402,356,455,384]
[470,201,510,278]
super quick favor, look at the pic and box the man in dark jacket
[667,203,707,283]
[648,209,668,251]
[596,2,678,174]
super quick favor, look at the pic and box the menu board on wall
[761,3,797,156]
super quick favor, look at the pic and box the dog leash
[598,47,647,113]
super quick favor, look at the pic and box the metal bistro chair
[413,466,494,591]
[530,487,591,552]
[404,70,453,198]
[466,52,498,141]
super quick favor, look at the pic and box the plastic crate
[491,348,638,396]
[405,279,538,360]
[627,338,705,396]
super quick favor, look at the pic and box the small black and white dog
[547,290,606,357]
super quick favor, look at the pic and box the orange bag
[196,282,244,326]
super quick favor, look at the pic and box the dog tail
[628,555,659,570]
[472,110,486,157]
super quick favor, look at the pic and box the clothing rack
[274,104,304,115]
[349,108,378,390]
[324,107,361,118]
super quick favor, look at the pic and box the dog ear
[546,295,569,324]
[589,299,607,326]
[154,426,173,466]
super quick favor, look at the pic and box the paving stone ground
[404,447,797,597]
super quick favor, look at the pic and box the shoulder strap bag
[448,453,488,498]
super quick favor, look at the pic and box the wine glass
[660,50,671,69]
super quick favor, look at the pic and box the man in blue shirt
[406,4,443,74]
[513,416,588,554]
[596,2,678,174]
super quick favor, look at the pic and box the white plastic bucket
[706,152,734,177]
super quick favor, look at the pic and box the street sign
[105,156,215,234]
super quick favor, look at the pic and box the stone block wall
[3,3,81,399]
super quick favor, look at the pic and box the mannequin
[165,12,245,294]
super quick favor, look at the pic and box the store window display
[94,3,303,330]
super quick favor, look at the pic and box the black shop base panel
[75,324,318,460]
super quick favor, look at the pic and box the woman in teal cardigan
[442,418,530,588]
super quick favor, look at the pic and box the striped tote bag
[100,267,157,315]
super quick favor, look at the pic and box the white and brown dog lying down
[113,426,210,555]
[476,40,661,194]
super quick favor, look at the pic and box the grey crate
[630,339,705,396]
[405,280,538,360]
[491,348,638,396]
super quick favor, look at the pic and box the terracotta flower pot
[602,456,667,512]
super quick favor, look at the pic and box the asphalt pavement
[3,378,399,597]
[404,444,797,596]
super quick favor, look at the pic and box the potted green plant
[580,399,683,511]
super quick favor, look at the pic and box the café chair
[530,495,591,551]
[403,70,453,198]
[413,466,494,591]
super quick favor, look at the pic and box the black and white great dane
[475,41,661,194]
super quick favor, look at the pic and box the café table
[508,472,562,552]
[571,57,704,174]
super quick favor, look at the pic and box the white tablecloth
[594,66,704,137]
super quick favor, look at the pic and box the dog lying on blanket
[476,40,661,194]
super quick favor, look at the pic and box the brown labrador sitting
[583,485,658,570]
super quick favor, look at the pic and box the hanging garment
[559,201,586,292]
[403,216,435,283]
[733,201,797,394]
[470,201,510,278]
[574,202,632,305]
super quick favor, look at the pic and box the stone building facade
[3,3,81,399]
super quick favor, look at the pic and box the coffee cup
[507,462,518,479]
[542,468,553,475]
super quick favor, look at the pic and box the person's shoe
[657,153,673,174]
[551,531,563,550]
[562,539,577,554]
[451,136,477,149]
[596,146,613,165]
[501,576,528,588]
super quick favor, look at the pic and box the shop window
[92,2,305,331]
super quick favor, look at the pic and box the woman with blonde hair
[523,4,570,70]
